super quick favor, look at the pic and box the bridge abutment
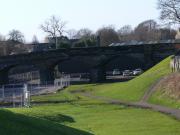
[144,44,154,69]
[0,69,9,85]
[39,68,55,85]
[89,67,106,83]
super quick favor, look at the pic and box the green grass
[7,103,180,135]
[31,88,105,105]
[32,90,78,103]
[4,85,180,135]
[66,56,172,102]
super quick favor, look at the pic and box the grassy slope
[67,56,172,102]
[10,101,180,135]
[32,90,78,102]
[0,109,91,135]
[149,89,180,109]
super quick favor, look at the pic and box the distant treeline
[54,19,177,48]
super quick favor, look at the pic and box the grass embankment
[66,56,172,102]
[149,73,180,109]
[7,91,180,135]
[9,104,180,135]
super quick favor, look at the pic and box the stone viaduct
[0,42,179,84]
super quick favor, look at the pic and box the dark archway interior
[58,59,92,73]
[105,55,145,71]
[58,55,145,74]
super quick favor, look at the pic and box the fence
[0,75,70,108]
[171,56,180,72]
[0,84,30,108]
[9,71,40,84]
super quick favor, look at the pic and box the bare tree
[118,25,133,35]
[118,25,134,42]
[158,0,180,24]
[8,29,25,43]
[97,26,119,46]
[40,15,67,37]
[134,20,159,41]
[40,16,67,48]
[67,29,78,39]
[75,28,93,39]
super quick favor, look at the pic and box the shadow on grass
[0,100,78,108]
[31,100,77,105]
[0,109,93,135]
[43,114,75,123]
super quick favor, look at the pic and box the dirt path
[140,78,163,102]
[78,92,180,120]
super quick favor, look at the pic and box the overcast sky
[0,0,159,42]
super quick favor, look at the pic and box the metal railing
[0,75,71,108]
